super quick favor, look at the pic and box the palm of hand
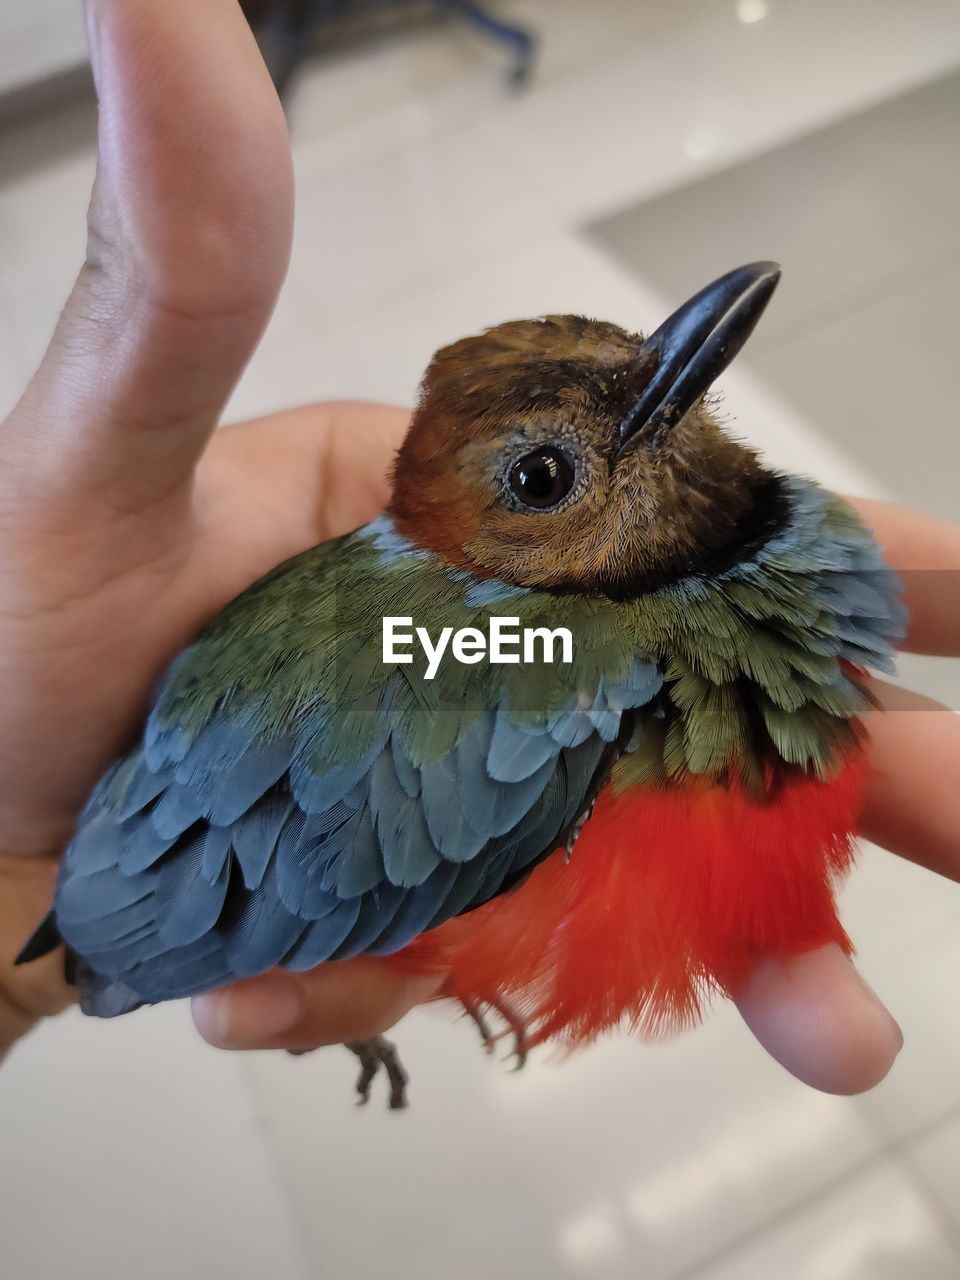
[0,402,404,1038]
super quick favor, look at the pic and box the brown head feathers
[390,315,787,596]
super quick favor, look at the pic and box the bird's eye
[507,447,576,510]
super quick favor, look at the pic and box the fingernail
[855,968,904,1052]
[193,974,305,1048]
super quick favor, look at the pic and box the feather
[220,864,307,976]
[202,825,233,881]
[63,807,125,874]
[155,833,232,947]
[376,786,442,887]
[106,755,172,821]
[232,793,292,890]
[281,897,365,970]
[419,752,487,861]
[290,755,372,815]
[365,860,462,955]
[173,720,256,784]
[57,866,154,924]
[487,713,559,782]
[117,815,180,875]
[205,738,294,826]
[150,784,206,842]
[390,739,421,798]
[326,886,409,960]
[81,978,146,1018]
[59,896,159,951]
[132,934,234,1001]
[459,750,559,839]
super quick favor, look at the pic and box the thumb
[192,961,444,1052]
[2,0,293,515]
[735,943,903,1094]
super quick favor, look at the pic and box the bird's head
[390,263,787,594]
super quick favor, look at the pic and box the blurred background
[1,2,960,1278]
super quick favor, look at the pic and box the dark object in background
[240,0,536,103]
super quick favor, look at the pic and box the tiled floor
[588,69,960,525]
[1,3,959,1279]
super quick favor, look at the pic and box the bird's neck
[355,483,901,789]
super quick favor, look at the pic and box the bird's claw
[345,1036,409,1110]
[460,996,531,1070]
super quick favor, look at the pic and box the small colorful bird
[18,263,903,1107]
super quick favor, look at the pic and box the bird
[17,262,904,1108]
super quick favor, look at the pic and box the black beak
[618,261,780,449]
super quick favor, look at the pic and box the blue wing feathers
[487,715,558,782]
[205,739,294,826]
[369,748,443,886]
[365,860,462,956]
[117,814,179,876]
[155,838,231,948]
[57,866,154,923]
[107,756,173,822]
[311,809,371,898]
[391,741,421,798]
[58,898,158,952]
[150,786,206,842]
[326,889,408,961]
[419,753,487,862]
[219,863,306,976]
[56,626,665,1012]
[459,751,557,839]
[63,806,124,874]
[232,794,290,890]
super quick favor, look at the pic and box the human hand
[732,500,960,1091]
[2,0,957,1097]
[0,0,435,1060]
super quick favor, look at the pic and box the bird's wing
[54,527,663,1010]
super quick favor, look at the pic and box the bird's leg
[345,1036,409,1110]
[460,998,496,1053]
[459,996,531,1069]
[286,1038,409,1109]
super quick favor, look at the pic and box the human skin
[1,0,958,1092]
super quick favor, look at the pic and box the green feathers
[153,480,902,792]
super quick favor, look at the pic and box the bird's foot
[345,1036,409,1110]
[460,995,531,1069]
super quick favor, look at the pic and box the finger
[735,943,902,1094]
[198,401,410,560]
[191,959,443,1051]
[846,498,960,655]
[2,0,292,516]
[860,680,960,883]
[0,854,77,1059]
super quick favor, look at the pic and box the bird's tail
[14,910,62,965]
[15,911,145,1017]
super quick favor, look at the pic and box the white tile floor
[1,3,959,1278]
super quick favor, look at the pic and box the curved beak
[618,261,780,450]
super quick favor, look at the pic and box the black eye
[508,447,576,510]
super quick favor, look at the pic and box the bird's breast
[392,751,869,1050]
